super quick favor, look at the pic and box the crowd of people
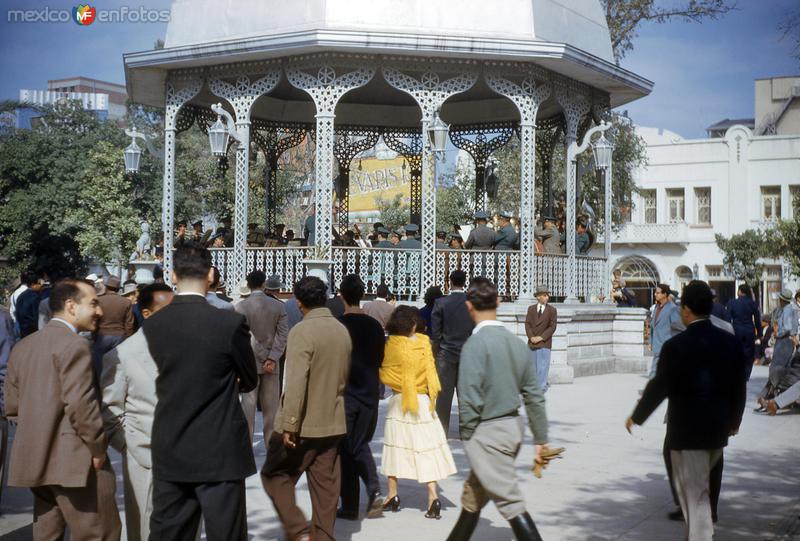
[0,243,559,541]
[174,208,594,256]
[633,280,800,538]
[2,239,797,541]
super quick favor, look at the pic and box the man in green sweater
[446,277,549,541]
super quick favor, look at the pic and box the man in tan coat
[236,271,289,441]
[5,279,121,540]
[262,276,352,541]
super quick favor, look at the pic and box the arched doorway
[613,255,660,308]
[674,265,694,294]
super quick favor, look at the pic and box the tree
[714,230,767,287]
[603,0,735,62]
[68,141,141,265]
[779,7,800,64]
[764,218,800,279]
[375,194,409,231]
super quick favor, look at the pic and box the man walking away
[262,276,352,541]
[648,283,684,380]
[6,279,121,540]
[525,286,557,392]
[100,283,175,541]
[627,280,747,541]
[447,277,549,541]
[431,270,474,435]
[145,243,257,541]
[336,274,386,520]
[724,284,760,379]
[93,276,135,378]
[236,271,289,442]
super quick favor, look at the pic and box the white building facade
[596,119,800,313]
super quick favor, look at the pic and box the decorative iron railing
[209,247,607,301]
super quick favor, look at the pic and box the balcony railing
[599,222,690,244]
[210,247,608,301]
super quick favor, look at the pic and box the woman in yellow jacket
[379,305,456,519]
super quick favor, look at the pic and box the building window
[666,189,685,223]
[694,187,711,224]
[790,185,799,219]
[761,186,781,221]
[642,190,656,224]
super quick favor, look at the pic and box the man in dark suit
[431,270,475,435]
[626,280,747,541]
[725,283,760,379]
[525,285,557,391]
[145,243,257,541]
[6,279,121,540]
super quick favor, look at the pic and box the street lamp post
[591,132,615,304]
[123,127,164,174]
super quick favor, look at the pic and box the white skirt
[380,393,457,483]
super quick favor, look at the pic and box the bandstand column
[604,159,614,302]
[383,61,478,295]
[286,60,376,253]
[161,78,202,285]
[209,67,281,294]
[486,68,551,302]
[556,81,591,303]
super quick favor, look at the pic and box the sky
[0,0,797,140]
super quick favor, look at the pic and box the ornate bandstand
[124,0,653,381]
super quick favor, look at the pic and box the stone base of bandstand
[497,303,650,384]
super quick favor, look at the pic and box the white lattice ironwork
[330,247,422,298]
[603,160,614,302]
[210,247,313,292]
[485,65,551,301]
[286,56,376,251]
[209,66,281,295]
[382,58,478,296]
[555,78,592,302]
[434,250,521,297]
[161,74,202,284]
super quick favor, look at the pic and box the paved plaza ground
[0,366,798,540]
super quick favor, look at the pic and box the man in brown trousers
[525,285,558,392]
[92,276,134,378]
[262,276,352,541]
[5,279,121,540]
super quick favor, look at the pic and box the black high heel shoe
[382,495,400,512]
[425,499,441,519]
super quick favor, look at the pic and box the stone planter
[129,260,159,284]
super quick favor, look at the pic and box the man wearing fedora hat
[525,286,557,392]
[465,211,494,250]
[493,212,517,251]
[236,271,289,442]
[92,276,134,378]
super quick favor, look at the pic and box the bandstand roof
[124,0,652,119]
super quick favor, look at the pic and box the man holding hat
[525,286,557,392]
[464,211,494,250]
[534,216,563,254]
[93,276,134,378]
[493,212,517,251]
[236,271,289,442]
[398,224,422,249]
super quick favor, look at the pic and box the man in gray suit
[431,270,475,435]
[101,283,175,541]
[534,216,563,254]
[649,283,685,379]
[236,271,289,441]
[464,211,494,250]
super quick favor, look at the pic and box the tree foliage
[714,229,767,286]
[603,0,735,62]
[375,193,409,231]
[764,219,800,279]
